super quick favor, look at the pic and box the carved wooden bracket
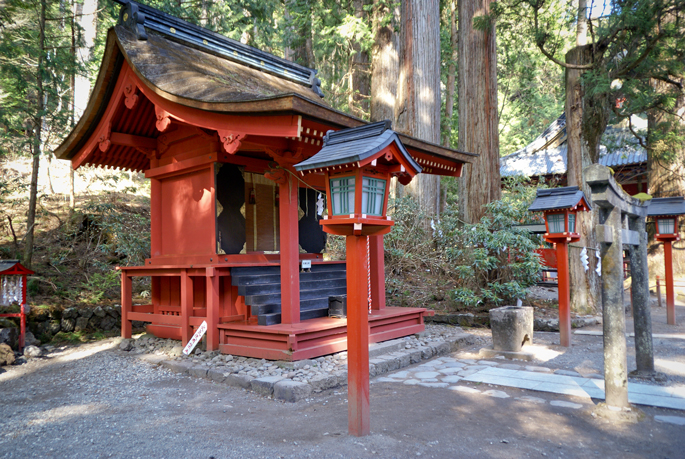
[266,148,304,166]
[123,81,139,109]
[217,130,246,154]
[264,167,288,185]
[155,105,172,132]
[98,122,112,152]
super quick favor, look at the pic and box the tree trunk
[565,45,603,314]
[24,0,47,269]
[395,0,441,216]
[442,0,457,148]
[576,0,588,47]
[350,0,370,119]
[457,0,500,224]
[370,2,399,123]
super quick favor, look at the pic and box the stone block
[207,369,228,383]
[88,316,102,330]
[79,308,94,319]
[489,306,534,352]
[189,365,209,378]
[161,360,194,374]
[225,374,253,389]
[47,320,61,335]
[0,328,18,348]
[100,316,117,331]
[0,343,15,365]
[62,307,79,319]
[309,374,337,391]
[74,317,89,332]
[60,318,76,333]
[420,346,434,360]
[430,341,450,356]
[274,380,312,402]
[23,345,42,359]
[119,339,134,351]
[251,376,284,396]
[93,306,106,318]
[408,349,423,364]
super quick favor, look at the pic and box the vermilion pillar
[121,271,132,339]
[279,174,300,324]
[664,241,676,325]
[557,241,571,347]
[346,235,370,436]
[205,267,220,350]
[180,269,193,344]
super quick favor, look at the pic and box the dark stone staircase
[230,263,347,326]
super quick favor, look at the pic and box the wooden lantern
[295,120,421,437]
[529,186,591,347]
[296,121,421,237]
[0,260,34,351]
[648,197,685,324]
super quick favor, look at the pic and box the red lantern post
[529,188,591,347]
[295,121,421,436]
[648,197,685,326]
[0,260,34,351]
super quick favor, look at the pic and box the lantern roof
[0,260,34,276]
[528,186,592,212]
[293,121,422,174]
[647,197,685,217]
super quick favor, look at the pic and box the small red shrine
[55,1,475,360]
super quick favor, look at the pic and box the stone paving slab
[379,356,685,411]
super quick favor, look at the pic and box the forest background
[1,0,684,338]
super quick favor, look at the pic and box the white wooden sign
[183,320,208,355]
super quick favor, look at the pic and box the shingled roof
[500,114,647,178]
[647,197,685,216]
[55,0,476,172]
[294,121,421,173]
[528,186,591,212]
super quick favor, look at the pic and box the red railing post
[665,241,676,325]
[121,270,132,339]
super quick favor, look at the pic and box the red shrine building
[56,1,475,360]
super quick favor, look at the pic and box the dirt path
[2,335,684,459]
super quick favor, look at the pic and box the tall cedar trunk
[395,0,441,216]
[24,0,47,269]
[457,0,500,224]
[370,1,399,122]
[565,45,603,314]
[442,0,457,148]
[350,0,370,118]
[648,78,685,275]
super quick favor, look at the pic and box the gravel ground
[3,333,685,459]
[2,303,685,458]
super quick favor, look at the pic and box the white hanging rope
[367,236,372,314]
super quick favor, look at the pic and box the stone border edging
[137,332,478,403]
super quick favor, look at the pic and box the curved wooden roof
[55,1,475,173]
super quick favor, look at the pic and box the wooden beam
[111,132,157,150]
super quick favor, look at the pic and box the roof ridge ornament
[114,0,324,98]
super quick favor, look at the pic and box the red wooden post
[346,235,370,436]
[181,269,193,344]
[278,174,301,324]
[150,178,162,258]
[369,235,386,311]
[19,273,27,350]
[206,267,220,350]
[664,241,676,325]
[121,271,132,338]
[557,241,571,347]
